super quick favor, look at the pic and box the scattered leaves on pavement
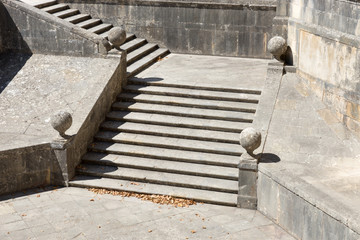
[88,188,197,207]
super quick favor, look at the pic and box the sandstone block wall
[285,0,360,137]
[63,0,276,58]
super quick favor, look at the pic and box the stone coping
[0,53,121,152]
[62,0,276,10]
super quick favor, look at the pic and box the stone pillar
[237,127,261,209]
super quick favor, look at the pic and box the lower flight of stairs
[25,0,169,77]
[70,78,262,206]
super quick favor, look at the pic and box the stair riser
[127,45,159,66]
[55,10,79,19]
[91,25,112,34]
[127,50,169,78]
[122,39,148,54]
[127,80,262,95]
[94,136,241,156]
[112,106,253,123]
[89,148,238,168]
[117,97,256,113]
[81,158,238,181]
[69,182,237,207]
[100,126,238,144]
[123,88,259,104]
[76,171,238,194]
[78,20,102,29]
[106,116,243,133]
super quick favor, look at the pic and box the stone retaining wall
[62,0,276,58]
[281,0,360,137]
[0,0,109,56]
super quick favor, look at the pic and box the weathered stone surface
[108,26,126,48]
[239,127,261,155]
[267,36,287,60]
[51,111,72,137]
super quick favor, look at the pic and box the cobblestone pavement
[0,187,295,240]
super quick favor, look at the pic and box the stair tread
[101,121,239,143]
[106,111,249,133]
[128,78,262,95]
[76,18,102,29]
[112,101,254,121]
[127,48,169,77]
[70,175,238,206]
[27,0,57,8]
[89,142,239,167]
[118,93,257,112]
[53,8,79,18]
[127,43,158,64]
[120,38,147,53]
[42,3,68,13]
[89,23,113,34]
[82,152,238,179]
[76,163,238,192]
[124,85,260,102]
[64,14,91,24]
[95,131,241,156]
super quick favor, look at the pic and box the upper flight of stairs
[24,0,169,77]
[70,78,262,206]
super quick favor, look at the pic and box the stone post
[237,127,261,209]
[50,111,73,186]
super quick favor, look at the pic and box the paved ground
[0,187,295,240]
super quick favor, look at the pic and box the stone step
[82,152,238,180]
[53,8,79,19]
[117,93,257,112]
[127,48,170,78]
[88,23,113,34]
[120,38,147,53]
[70,175,238,206]
[89,142,239,167]
[76,18,102,29]
[100,121,239,144]
[64,13,91,24]
[42,3,68,14]
[32,0,57,8]
[123,85,260,103]
[112,102,254,122]
[76,163,238,193]
[127,43,158,66]
[106,111,248,133]
[95,131,241,156]
[128,78,262,95]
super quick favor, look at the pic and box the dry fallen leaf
[36,194,40,198]
[202,226,207,229]
[88,188,197,207]
[148,230,152,233]
[90,199,95,202]
[21,213,26,217]
[98,226,101,228]
[191,230,196,234]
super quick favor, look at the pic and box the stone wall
[0,144,64,195]
[63,0,276,58]
[282,0,360,137]
[1,0,109,56]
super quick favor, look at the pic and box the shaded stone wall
[1,0,109,56]
[283,0,360,137]
[63,0,276,58]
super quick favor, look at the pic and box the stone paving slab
[0,53,120,151]
[0,187,295,240]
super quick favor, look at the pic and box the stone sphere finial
[108,27,126,48]
[51,111,72,137]
[239,127,261,155]
[267,36,287,61]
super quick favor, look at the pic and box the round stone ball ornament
[108,27,126,48]
[267,36,287,61]
[51,111,72,137]
[239,127,261,155]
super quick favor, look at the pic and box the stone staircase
[70,78,262,206]
[26,0,169,77]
